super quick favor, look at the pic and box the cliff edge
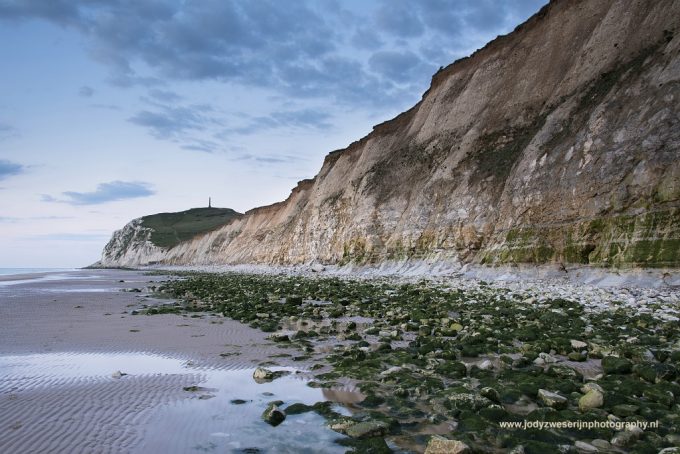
[100,0,680,270]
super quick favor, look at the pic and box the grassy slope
[140,207,241,248]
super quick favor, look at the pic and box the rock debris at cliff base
[141,271,680,453]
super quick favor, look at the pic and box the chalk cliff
[100,0,680,269]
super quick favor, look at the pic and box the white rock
[111,370,126,379]
[571,340,588,349]
[574,440,598,453]
[478,359,493,370]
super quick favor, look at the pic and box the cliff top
[140,207,242,248]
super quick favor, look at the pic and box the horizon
[0,0,547,267]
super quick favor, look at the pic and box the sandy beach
[0,270,351,453]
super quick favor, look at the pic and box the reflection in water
[322,386,365,405]
[0,352,352,453]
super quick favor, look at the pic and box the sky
[0,0,547,268]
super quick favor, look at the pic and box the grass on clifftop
[141,207,241,248]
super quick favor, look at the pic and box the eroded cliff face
[100,0,680,269]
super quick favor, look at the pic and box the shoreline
[113,260,680,289]
[2,268,679,453]
[0,270,354,453]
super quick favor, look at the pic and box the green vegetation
[140,207,241,248]
[149,272,680,453]
[483,208,680,268]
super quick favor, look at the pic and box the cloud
[374,1,425,38]
[128,105,215,139]
[147,89,182,103]
[180,138,221,153]
[0,159,25,180]
[0,215,75,223]
[0,121,18,140]
[233,153,303,165]
[0,0,548,110]
[228,108,333,135]
[369,50,434,84]
[44,180,155,205]
[25,232,112,242]
[78,85,94,97]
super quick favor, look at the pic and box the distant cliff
[100,0,680,269]
[98,208,241,267]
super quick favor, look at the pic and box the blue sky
[0,0,546,267]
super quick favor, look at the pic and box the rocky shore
[147,270,680,453]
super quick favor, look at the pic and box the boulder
[262,402,286,426]
[601,356,632,374]
[574,441,598,453]
[571,340,588,350]
[424,435,470,454]
[345,420,389,439]
[252,367,289,382]
[579,389,604,411]
[538,389,568,410]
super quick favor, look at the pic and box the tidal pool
[0,352,352,453]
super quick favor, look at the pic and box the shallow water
[0,352,351,453]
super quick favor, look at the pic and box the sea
[0,268,77,276]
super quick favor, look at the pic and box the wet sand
[0,270,344,453]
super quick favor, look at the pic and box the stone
[659,448,680,454]
[480,387,501,403]
[252,367,288,382]
[424,435,470,454]
[253,367,274,380]
[590,439,611,451]
[611,429,641,447]
[478,359,493,370]
[310,263,326,273]
[379,366,403,377]
[345,420,389,439]
[435,361,467,378]
[450,323,464,332]
[580,383,604,394]
[111,370,126,379]
[579,389,604,411]
[568,352,587,361]
[574,441,598,453]
[539,352,558,363]
[611,404,638,417]
[643,388,675,407]
[571,340,588,350]
[448,393,493,412]
[601,356,632,374]
[262,402,286,426]
[538,389,568,409]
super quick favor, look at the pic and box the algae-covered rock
[642,387,675,407]
[611,404,639,417]
[538,389,568,410]
[601,356,632,374]
[262,402,286,426]
[448,393,493,412]
[283,403,313,414]
[345,420,389,439]
[435,361,467,378]
[424,435,470,454]
[480,387,501,404]
[573,441,598,453]
[252,367,288,382]
[578,389,604,411]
